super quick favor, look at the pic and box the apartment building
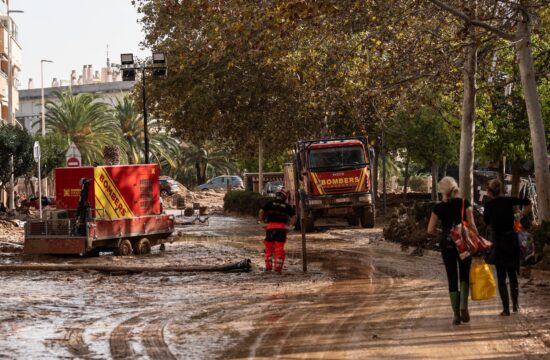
[0,0,22,126]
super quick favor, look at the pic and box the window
[308,145,366,169]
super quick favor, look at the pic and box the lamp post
[40,59,53,198]
[120,52,167,164]
[5,9,23,211]
[40,59,53,136]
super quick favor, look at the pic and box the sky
[14,0,147,89]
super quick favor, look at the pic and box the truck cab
[284,137,375,231]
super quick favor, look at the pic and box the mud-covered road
[0,215,549,359]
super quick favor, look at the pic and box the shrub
[408,176,430,193]
[223,191,271,216]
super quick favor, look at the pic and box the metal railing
[25,208,106,237]
[25,219,72,237]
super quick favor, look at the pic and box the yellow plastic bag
[470,257,496,301]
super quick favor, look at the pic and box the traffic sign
[33,141,41,161]
[66,142,82,167]
[67,156,80,167]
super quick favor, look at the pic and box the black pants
[495,265,518,309]
[441,247,472,292]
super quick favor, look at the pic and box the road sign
[33,141,41,161]
[66,157,80,167]
[66,142,82,167]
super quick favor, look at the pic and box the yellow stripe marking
[94,167,134,219]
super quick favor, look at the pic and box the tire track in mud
[232,248,399,359]
[110,313,150,359]
[142,317,176,360]
[223,246,443,360]
[64,321,94,358]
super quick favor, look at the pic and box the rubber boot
[511,284,519,313]
[498,281,510,316]
[459,281,470,323]
[449,292,461,325]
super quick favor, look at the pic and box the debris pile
[383,201,437,253]
[0,219,24,245]
[164,187,226,214]
[383,199,488,254]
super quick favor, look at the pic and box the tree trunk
[511,160,522,197]
[498,156,505,184]
[195,162,205,185]
[431,162,439,201]
[459,15,477,203]
[515,3,550,221]
[442,163,448,178]
[403,153,410,198]
[372,145,380,198]
[0,259,252,273]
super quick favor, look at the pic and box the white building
[17,80,135,134]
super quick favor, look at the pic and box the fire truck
[24,164,175,256]
[284,137,375,231]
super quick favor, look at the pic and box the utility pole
[40,59,52,197]
[258,139,263,193]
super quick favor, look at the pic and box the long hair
[438,176,460,202]
[487,179,502,197]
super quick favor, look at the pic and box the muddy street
[0,216,549,359]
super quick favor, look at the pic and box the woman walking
[483,179,531,315]
[428,176,480,325]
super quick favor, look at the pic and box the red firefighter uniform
[260,191,295,272]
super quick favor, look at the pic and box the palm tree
[45,90,120,165]
[112,96,179,166]
[174,142,238,186]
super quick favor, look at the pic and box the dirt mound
[0,218,24,244]
[164,188,226,214]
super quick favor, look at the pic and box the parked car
[159,177,182,197]
[263,180,284,196]
[20,196,56,209]
[199,176,244,191]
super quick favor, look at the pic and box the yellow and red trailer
[24,164,174,256]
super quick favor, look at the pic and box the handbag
[470,257,497,301]
[449,199,492,259]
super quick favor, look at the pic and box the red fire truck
[24,164,174,256]
[284,137,375,231]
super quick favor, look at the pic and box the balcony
[0,26,22,70]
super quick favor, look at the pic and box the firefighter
[258,188,296,272]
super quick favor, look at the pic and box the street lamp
[41,59,53,136]
[4,9,24,211]
[120,52,167,164]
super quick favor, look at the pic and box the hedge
[223,191,272,216]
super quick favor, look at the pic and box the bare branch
[428,0,516,41]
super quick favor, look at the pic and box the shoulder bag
[449,199,492,259]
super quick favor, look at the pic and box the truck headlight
[309,199,323,206]
[359,195,371,202]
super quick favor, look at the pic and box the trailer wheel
[134,238,151,255]
[360,205,375,228]
[115,239,133,256]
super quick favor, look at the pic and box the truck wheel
[134,238,151,255]
[360,205,375,228]
[115,239,133,256]
[160,190,169,197]
[347,216,359,226]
